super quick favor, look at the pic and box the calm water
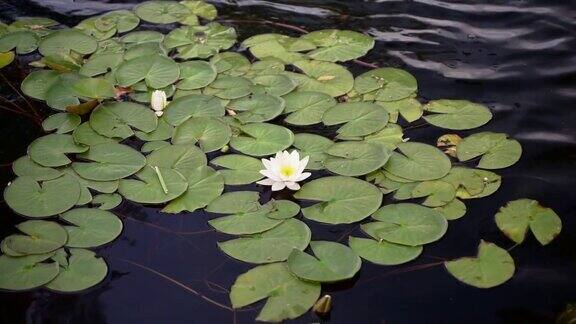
[1,0,576,323]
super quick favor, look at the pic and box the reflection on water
[1,0,576,323]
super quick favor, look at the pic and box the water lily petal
[257,178,275,186]
[295,172,311,182]
[271,181,286,191]
[286,181,300,190]
[297,155,309,174]
[260,169,282,182]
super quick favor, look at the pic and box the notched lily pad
[495,199,561,245]
[287,241,361,282]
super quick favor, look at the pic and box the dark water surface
[1,0,576,323]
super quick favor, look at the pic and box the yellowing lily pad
[495,199,561,245]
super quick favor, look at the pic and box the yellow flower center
[279,165,295,177]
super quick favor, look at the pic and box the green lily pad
[203,75,253,100]
[322,102,389,137]
[445,240,515,288]
[423,100,492,130]
[72,122,118,146]
[210,154,263,185]
[45,73,83,111]
[39,29,97,57]
[265,199,301,220]
[379,97,423,123]
[42,113,81,134]
[121,30,164,44]
[362,203,448,246]
[146,143,207,174]
[209,206,283,235]
[206,191,261,214]
[3,220,67,255]
[230,262,320,323]
[209,52,251,76]
[287,241,361,282]
[495,199,562,245]
[172,116,231,152]
[61,167,118,206]
[181,0,218,20]
[12,156,62,181]
[218,219,311,264]
[134,1,189,24]
[177,60,217,90]
[0,253,59,291]
[116,54,180,89]
[28,134,88,167]
[90,101,158,139]
[302,29,374,62]
[292,133,333,170]
[163,23,236,59]
[411,180,456,207]
[324,141,389,176]
[72,77,115,99]
[230,123,294,157]
[454,169,501,200]
[164,94,224,126]
[141,140,171,153]
[92,193,122,210]
[135,117,174,141]
[0,31,39,54]
[72,143,146,181]
[229,94,285,123]
[45,248,108,292]
[21,70,60,100]
[291,60,354,97]
[4,174,80,218]
[283,91,336,126]
[435,198,467,220]
[162,166,224,213]
[456,132,522,169]
[97,10,140,33]
[354,68,417,102]
[251,74,297,96]
[118,166,188,204]
[59,208,123,248]
[383,142,451,181]
[294,176,383,224]
[79,53,123,77]
[348,236,422,266]
[360,123,405,151]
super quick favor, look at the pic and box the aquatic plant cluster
[0,1,563,322]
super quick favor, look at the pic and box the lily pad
[383,142,451,181]
[361,124,405,150]
[209,206,283,235]
[164,94,224,126]
[45,248,108,292]
[495,199,562,245]
[411,180,456,207]
[12,156,62,181]
[362,203,448,246]
[435,198,467,220]
[118,166,188,204]
[28,134,88,167]
[21,70,60,100]
[116,54,180,89]
[0,31,39,54]
[4,174,80,218]
[454,169,501,199]
[79,53,123,77]
[134,1,189,24]
[72,77,115,99]
[210,154,264,185]
[205,191,260,214]
[456,132,522,169]
[322,102,389,137]
[3,220,67,255]
[203,75,253,100]
[230,262,320,323]
[59,208,123,248]
[135,117,174,141]
[141,140,171,153]
[288,241,361,282]
[39,29,97,57]
[283,91,336,126]
[172,116,231,152]
[265,200,301,220]
[230,123,294,157]
[354,68,417,102]
[251,74,297,96]
[90,101,158,139]
[92,193,122,210]
[42,113,81,134]
[0,253,59,291]
[146,143,207,175]
[348,236,422,266]
[302,29,374,62]
[72,122,118,146]
[445,240,514,288]
[177,60,217,89]
[229,94,285,123]
[292,133,333,170]
[379,97,423,123]
[324,141,389,176]
[423,100,492,130]
[294,176,383,224]
[72,143,146,181]
[162,166,223,213]
[209,52,251,76]
[218,219,311,264]
[291,60,354,97]
[0,51,15,69]
[163,23,236,59]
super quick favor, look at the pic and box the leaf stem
[153,166,169,194]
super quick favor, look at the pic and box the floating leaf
[61,167,118,206]
[116,54,180,89]
[4,174,80,218]
[21,70,60,100]
[362,203,448,246]
[360,124,404,151]
[0,31,39,54]
[164,94,224,126]
[251,74,297,96]
[162,166,224,213]
[141,140,171,153]
[203,75,253,100]
[423,100,492,130]
[72,77,115,99]
[291,60,353,97]
[302,29,374,62]
[12,156,62,181]
[324,141,389,176]
[163,23,236,59]
[45,72,83,110]
[72,122,117,146]
[210,154,263,185]
[435,199,467,220]
[283,91,336,126]
[354,68,417,101]
[0,253,59,291]
[3,220,67,255]
[495,199,561,245]
[39,29,97,57]
[230,123,294,157]
[92,193,122,210]
[291,133,333,170]
[28,134,88,167]
[348,236,422,266]
[412,180,456,207]
[445,240,514,288]
[453,169,501,199]
[135,117,174,141]
[229,94,285,123]
[60,208,122,248]
[118,166,188,204]
[172,116,231,152]
[322,102,389,137]
[379,97,423,123]
[90,101,158,139]
[134,1,189,24]
[209,206,283,235]
[45,248,108,292]
[456,132,522,169]
[79,53,123,77]
[42,113,81,134]
[0,51,15,69]
[146,143,207,175]
[383,142,451,181]
[181,0,218,20]
[206,191,260,214]
[210,52,251,76]
[230,262,320,323]
[265,200,300,220]
[288,241,361,282]
[177,60,217,89]
[72,143,146,181]
[218,219,311,264]
[294,176,383,224]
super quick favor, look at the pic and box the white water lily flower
[150,90,168,117]
[257,150,311,191]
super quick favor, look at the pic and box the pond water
[1,0,576,323]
